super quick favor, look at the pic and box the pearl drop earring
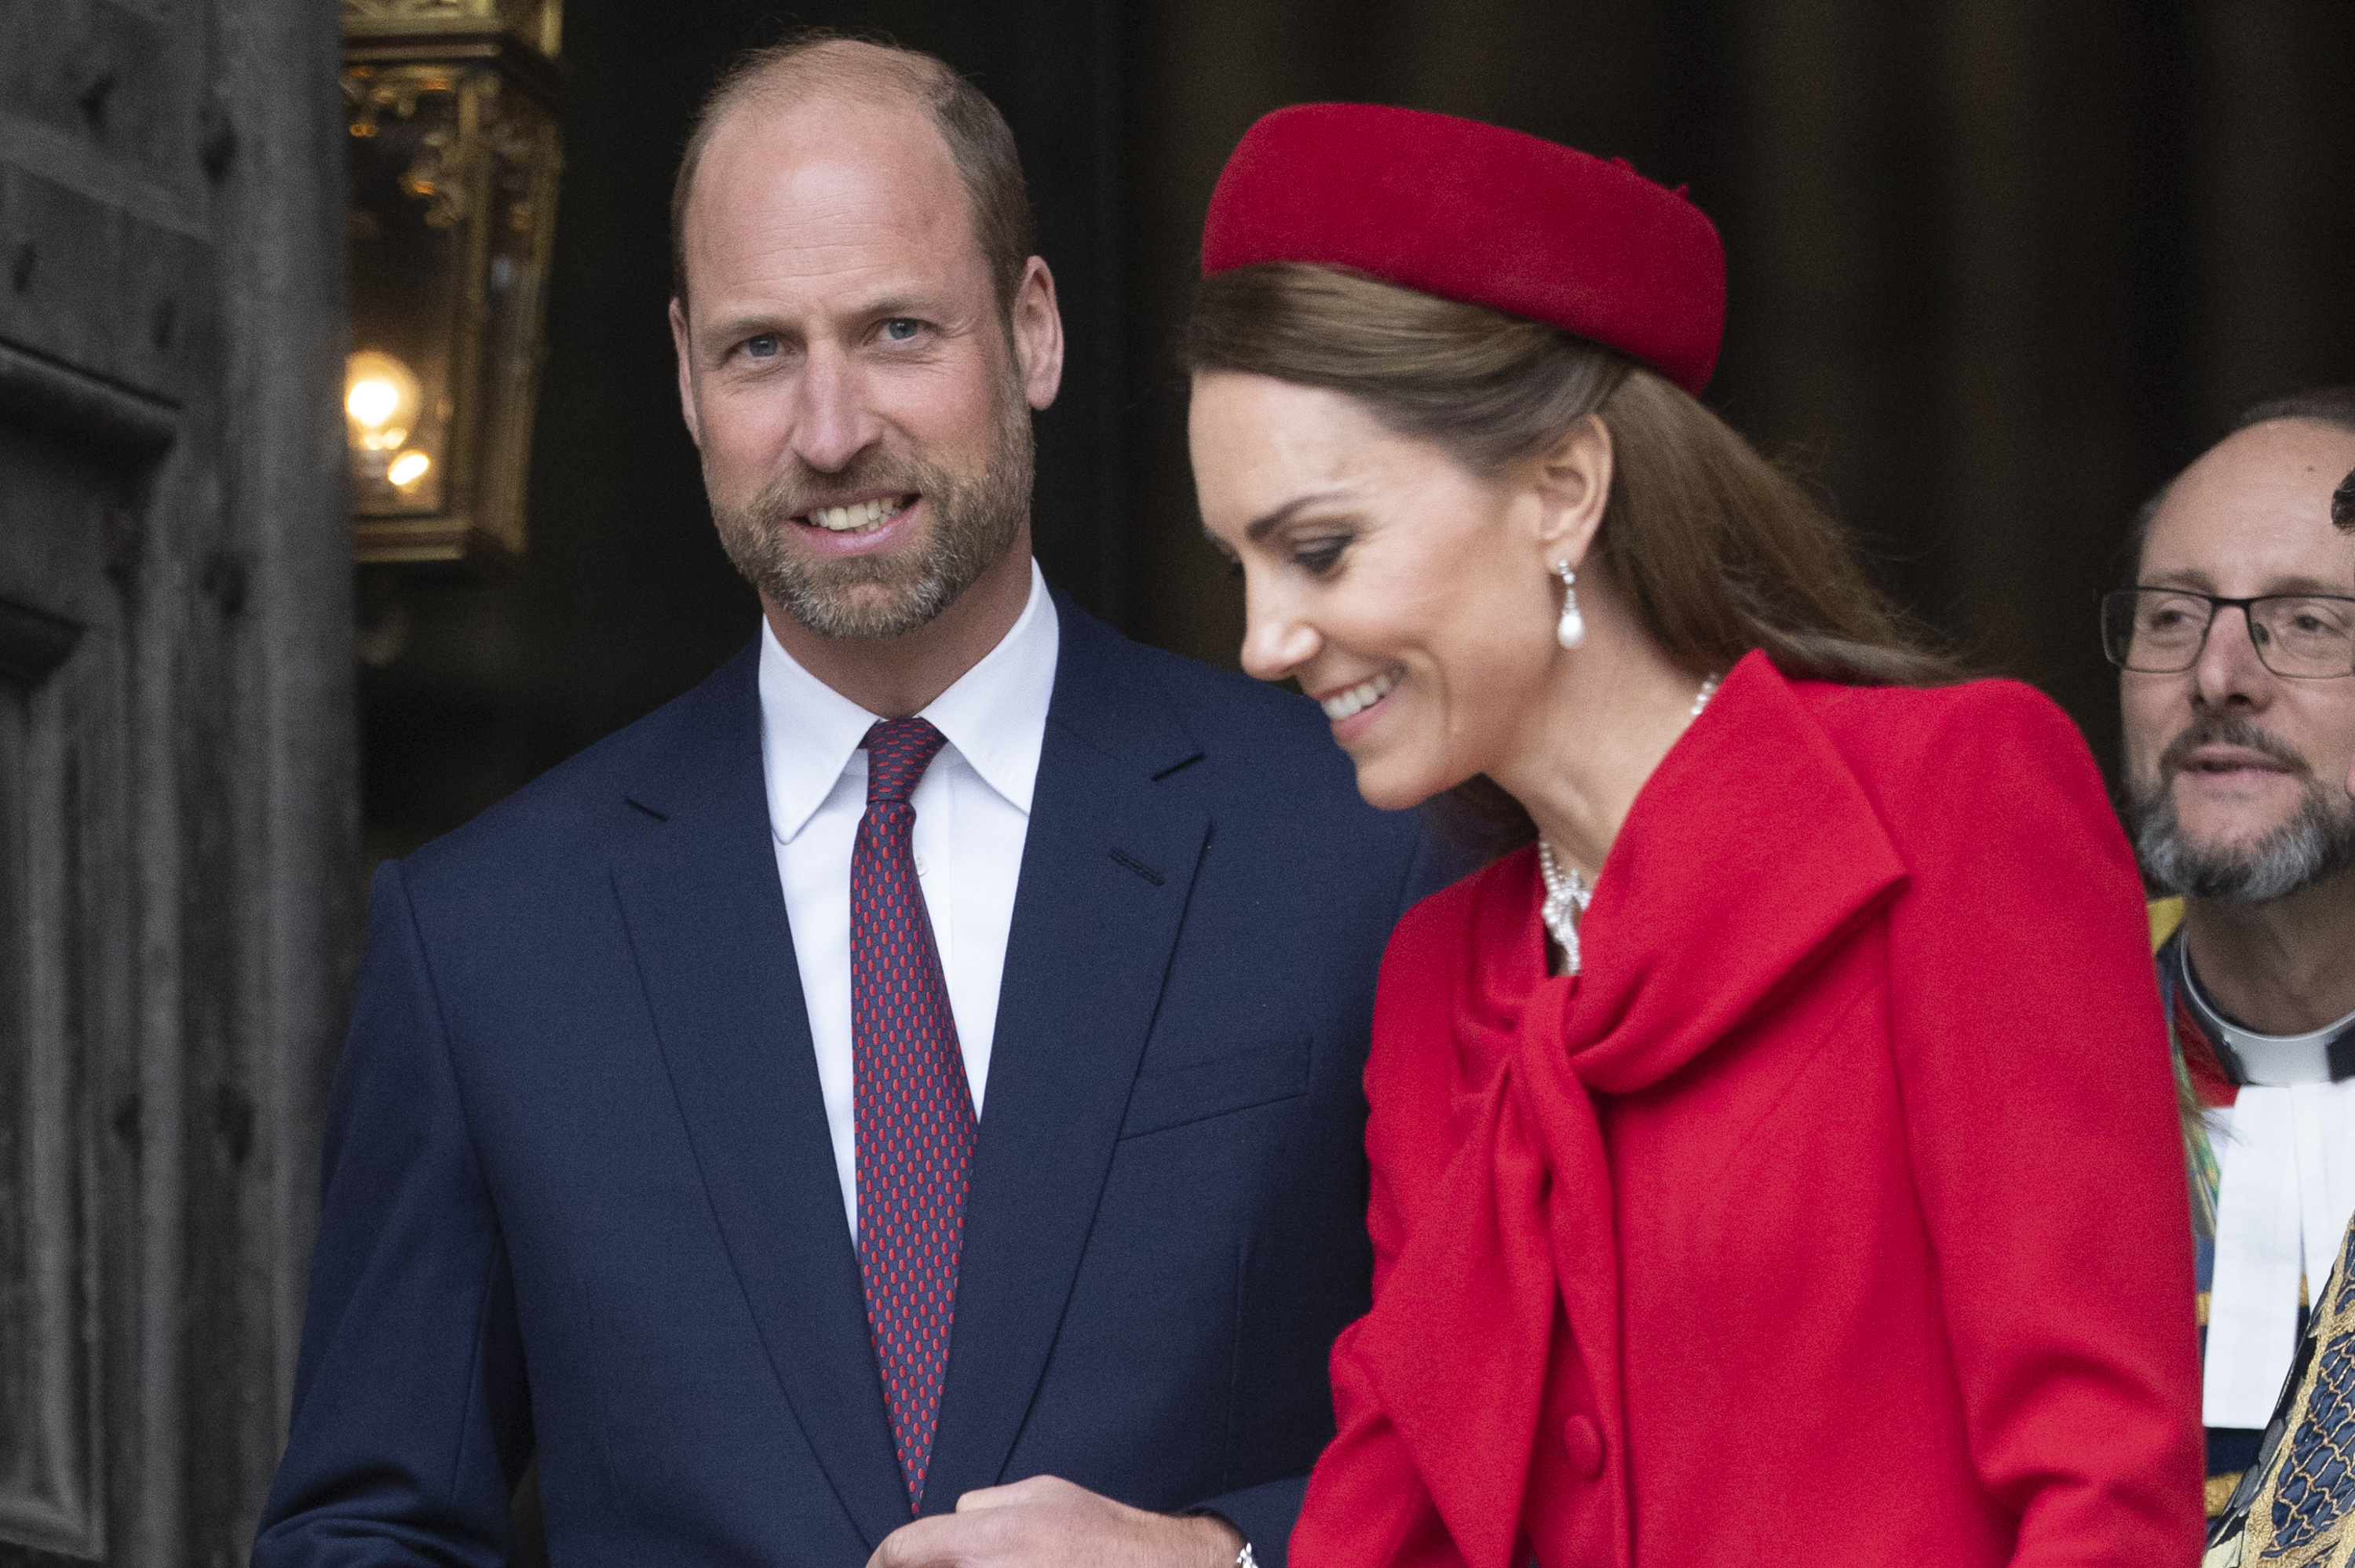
[1553,560,1585,650]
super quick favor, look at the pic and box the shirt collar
[918,559,1058,815]
[2171,935,2355,1087]
[757,560,1060,845]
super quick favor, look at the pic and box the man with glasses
[2103,388,2355,1517]
[2199,454,2355,1565]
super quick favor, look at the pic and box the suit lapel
[922,606,1210,1508]
[606,647,910,1548]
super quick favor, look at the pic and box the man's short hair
[669,31,1036,318]
[2122,385,2355,582]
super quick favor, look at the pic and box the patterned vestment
[2203,1214,2355,1565]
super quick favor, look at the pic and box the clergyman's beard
[711,388,1033,640]
[2124,713,2355,903]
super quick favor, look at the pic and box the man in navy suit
[254,34,1443,1568]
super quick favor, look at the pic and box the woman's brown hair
[1180,262,1955,850]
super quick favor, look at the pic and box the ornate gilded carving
[344,0,500,20]
[344,64,486,229]
[341,0,561,59]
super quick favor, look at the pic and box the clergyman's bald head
[670,33,1034,316]
[2125,385,2355,579]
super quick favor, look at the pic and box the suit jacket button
[1562,1413,1605,1479]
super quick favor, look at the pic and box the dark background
[358,0,2355,866]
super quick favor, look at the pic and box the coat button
[1562,1414,1605,1479]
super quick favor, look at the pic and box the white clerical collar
[2183,956,2355,1087]
[758,560,1060,846]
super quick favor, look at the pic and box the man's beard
[2124,712,2355,903]
[711,378,1033,640]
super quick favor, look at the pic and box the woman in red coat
[1183,104,2201,1566]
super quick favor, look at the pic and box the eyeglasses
[2101,588,2355,679]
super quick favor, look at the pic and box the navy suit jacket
[255,596,1448,1566]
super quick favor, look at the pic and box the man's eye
[2280,600,2354,634]
[743,334,782,359]
[882,318,922,342]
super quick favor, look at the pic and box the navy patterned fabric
[2269,1322,2355,1552]
[851,717,975,1514]
[2205,1220,2355,1564]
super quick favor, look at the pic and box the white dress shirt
[758,561,1059,1238]
[2196,968,2355,1429]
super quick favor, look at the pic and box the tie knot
[863,717,948,806]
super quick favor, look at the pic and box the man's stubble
[2126,711,2355,903]
[710,366,1035,640]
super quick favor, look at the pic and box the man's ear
[1528,413,1614,569]
[668,296,703,447]
[1008,257,1064,412]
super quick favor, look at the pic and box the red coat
[1292,652,2201,1567]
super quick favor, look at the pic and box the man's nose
[791,348,880,473]
[2192,602,2273,709]
[1239,582,1320,684]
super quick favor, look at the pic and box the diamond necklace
[1537,673,1721,975]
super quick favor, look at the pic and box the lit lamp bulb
[345,349,422,454]
[387,450,431,487]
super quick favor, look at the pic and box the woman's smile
[1315,665,1403,725]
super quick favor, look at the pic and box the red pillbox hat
[1202,104,1726,396]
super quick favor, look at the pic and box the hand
[867,1475,1243,1568]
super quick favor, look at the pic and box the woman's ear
[1527,414,1614,568]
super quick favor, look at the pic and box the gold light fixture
[343,0,564,564]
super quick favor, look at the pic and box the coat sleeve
[1283,877,1498,1568]
[251,859,531,1566]
[1292,1326,1466,1568]
[1876,684,2203,1563]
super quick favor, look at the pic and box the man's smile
[794,491,917,534]
[2179,742,2298,779]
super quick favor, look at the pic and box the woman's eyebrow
[1243,489,1353,545]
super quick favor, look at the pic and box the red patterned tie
[851,717,976,1514]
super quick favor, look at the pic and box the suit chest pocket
[1117,1035,1312,1140]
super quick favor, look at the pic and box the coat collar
[608,642,913,1543]
[611,596,1212,1533]
[921,593,1210,1506]
[1515,650,1911,1096]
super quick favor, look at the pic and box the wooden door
[0,0,352,1561]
